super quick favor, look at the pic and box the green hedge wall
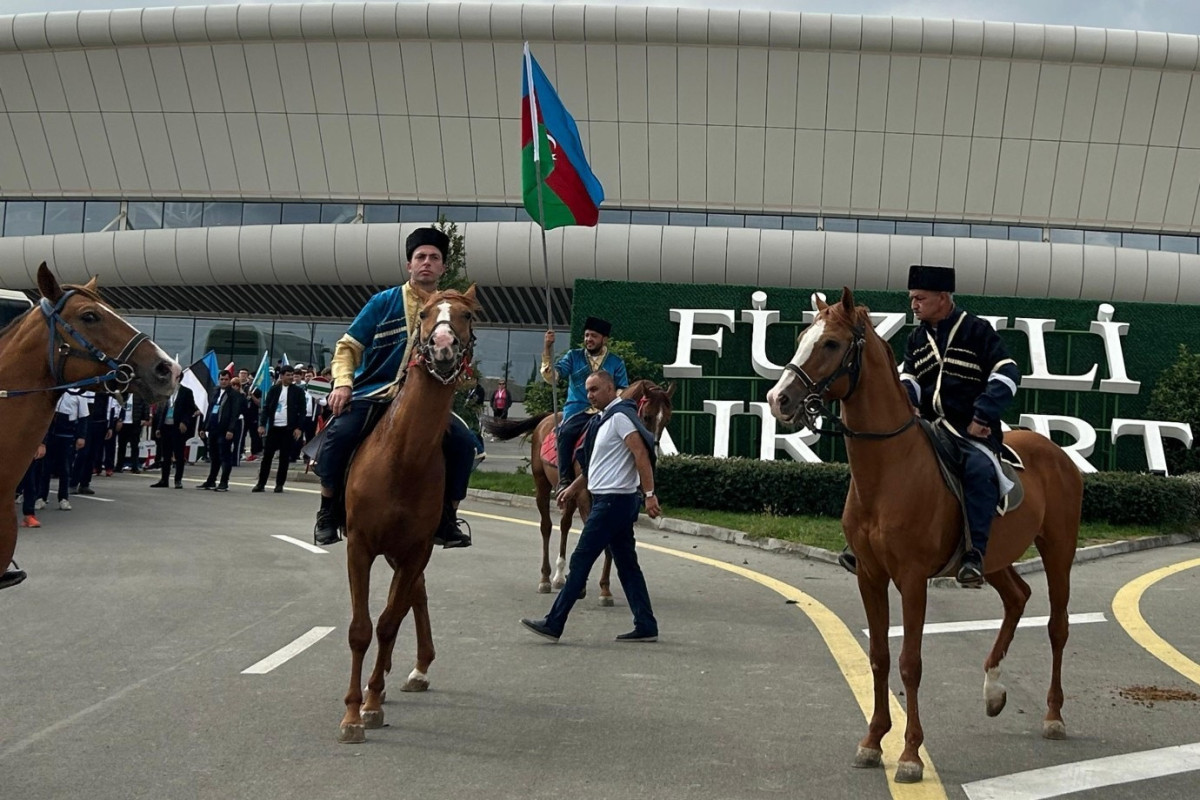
[657,455,1199,528]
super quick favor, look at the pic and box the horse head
[413,285,480,385]
[36,263,181,402]
[632,380,675,445]
[766,287,870,429]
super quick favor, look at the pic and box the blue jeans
[545,493,658,636]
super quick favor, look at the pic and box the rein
[785,321,917,441]
[0,291,147,398]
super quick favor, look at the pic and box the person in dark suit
[198,370,246,492]
[150,384,198,488]
[254,364,306,493]
[115,393,151,473]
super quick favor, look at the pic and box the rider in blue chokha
[541,316,629,495]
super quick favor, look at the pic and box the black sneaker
[197,483,215,490]
[615,629,658,643]
[0,566,28,590]
[433,505,472,549]
[76,486,96,496]
[837,547,858,575]
[250,485,265,493]
[957,549,985,587]
[314,509,341,546]
[520,617,561,642]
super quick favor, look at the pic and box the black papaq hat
[405,227,450,261]
[907,265,955,292]
[583,316,612,337]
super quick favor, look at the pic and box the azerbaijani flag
[521,43,604,229]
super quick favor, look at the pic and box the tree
[522,337,660,416]
[1146,344,1200,475]
[435,216,471,292]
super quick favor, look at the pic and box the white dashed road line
[867,612,1107,638]
[242,627,336,675]
[272,534,329,554]
[962,741,1200,800]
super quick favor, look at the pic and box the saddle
[919,418,1025,579]
[540,428,587,470]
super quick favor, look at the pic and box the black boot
[957,548,984,587]
[313,507,341,546]
[0,564,28,590]
[433,502,472,549]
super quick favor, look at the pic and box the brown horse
[337,286,480,745]
[0,264,180,584]
[766,288,1082,784]
[483,379,674,601]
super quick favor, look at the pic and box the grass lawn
[469,471,1189,556]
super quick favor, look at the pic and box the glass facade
[1,199,1197,254]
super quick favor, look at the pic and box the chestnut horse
[337,286,480,744]
[767,288,1081,784]
[482,379,674,600]
[0,264,180,584]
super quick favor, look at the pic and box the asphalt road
[3,464,1199,800]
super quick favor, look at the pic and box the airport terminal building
[1,1,1200,384]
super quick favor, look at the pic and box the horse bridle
[412,318,476,386]
[782,321,916,441]
[635,394,666,447]
[0,290,148,399]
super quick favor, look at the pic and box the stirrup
[837,547,858,576]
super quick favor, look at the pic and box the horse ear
[665,381,676,400]
[813,292,828,312]
[463,283,477,301]
[83,274,99,293]
[840,286,855,314]
[37,262,62,302]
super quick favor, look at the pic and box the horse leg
[893,576,928,783]
[362,561,428,728]
[982,566,1032,717]
[0,511,16,583]
[556,501,574,595]
[1038,537,1073,740]
[854,570,891,770]
[339,539,374,744]
[401,574,436,693]
[598,548,614,607]
[535,477,554,593]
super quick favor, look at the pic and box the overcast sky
[3,0,1200,37]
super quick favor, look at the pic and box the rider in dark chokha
[840,264,1021,586]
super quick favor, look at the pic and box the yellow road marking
[1112,557,1200,687]
[466,508,947,799]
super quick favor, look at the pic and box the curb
[466,489,1199,585]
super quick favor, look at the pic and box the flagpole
[525,43,558,417]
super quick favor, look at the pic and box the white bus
[0,289,34,328]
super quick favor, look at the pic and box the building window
[400,204,438,222]
[163,202,203,228]
[598,209,631,224]
[476,206,517,222]
[204,202,242,227]
[1083,230,1121,247]
[933,222,970,238]
[127,202,163,230]
[43,201,84,235]
[782,216,818,231]
[438,206,477,223]
[856,219,894,234]
[281,203,321,225]
[1160,235,1198,254]
[1008,226,1042,242]
[83,201,120,233]
[895,221,933,236]
[1121,233,1159,250]
[970,224,1008,240]
[744,215,783,230]
[631,210,669,225]
[363,205,399,224]
[3,202,43,236]
[242,203,282,226]
[1049,228,1084,244]
[669,212,707,227]
[707,213,745,227]
[823,217,857,233]
[319,203,357,224]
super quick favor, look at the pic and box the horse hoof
[894,761,924,783]
[551,579,565,591]
[361,709,384,729]
[986,690,1007,717]
[1043,720,1067,740]
[599,596,614,607]
[338,724,366,744]
[537,582,551,594]
[401,676,429,693]
[852,746,882,768]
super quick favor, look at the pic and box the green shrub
[656,455,1198,529]
[1146,344,1200,475]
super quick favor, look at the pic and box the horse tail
[482,412,552,442]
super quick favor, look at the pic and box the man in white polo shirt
[521,370,661,643]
